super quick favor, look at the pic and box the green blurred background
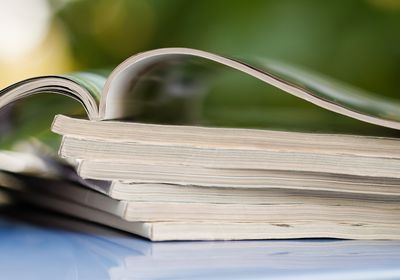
[1,0,400,147]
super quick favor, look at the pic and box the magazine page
[101,48,400,130]
[0,72,107,150]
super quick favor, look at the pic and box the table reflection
[0,207,400,280]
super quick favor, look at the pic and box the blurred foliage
[2,0,400,149]
[50,0,400,101]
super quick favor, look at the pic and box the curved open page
[102,48,400,130]
[0,73,104,120]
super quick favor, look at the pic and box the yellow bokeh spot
[368,0,400,11]
[0,21,76,89]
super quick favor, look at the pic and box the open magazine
[1,48,400,126]
[0,48,400,241]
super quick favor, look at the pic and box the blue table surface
[0,211,400,280]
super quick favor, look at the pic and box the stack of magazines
[1,48,400,241]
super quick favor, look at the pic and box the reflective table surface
[1,209,400,280]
